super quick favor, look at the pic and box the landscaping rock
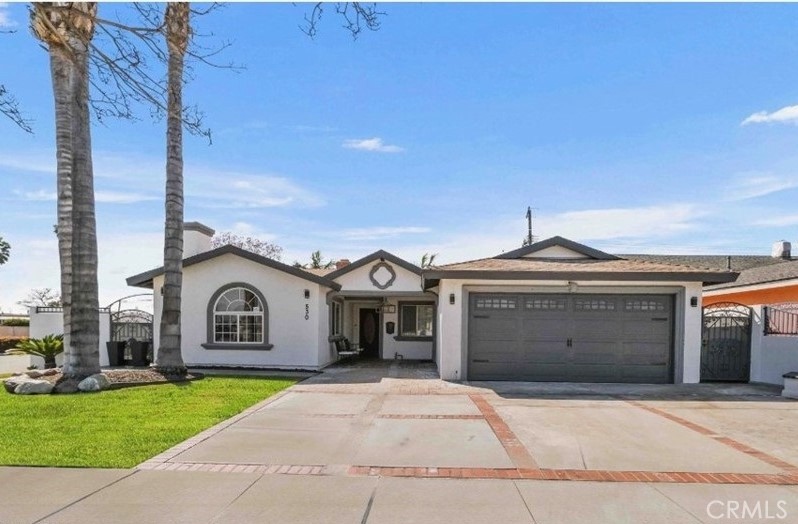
[4,375,33,393]
[78,373,111,392]
[14,379,54,395]
[53,378,80,394]
[40,368,60,376]
[25,370,44,379]
[3,378,21,393]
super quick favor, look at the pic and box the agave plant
[8,334,64,369]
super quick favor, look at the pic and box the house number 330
[304,304,309,320]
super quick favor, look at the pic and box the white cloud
[17,189,56,201]
[220,221,278,241]
[535,204,702,241]
[341,226,431,241]
[95,191,158,204]
[724,173,798,201]
[753,214,798,227]
[189,172,324,209]
[0,153,55,174]
[0,3,16,28]
[291,124,337,133]
[342,137,404,153]
[0,228,164,314]
[742,104,798,126]
[14,189,157,204]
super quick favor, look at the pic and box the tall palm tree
[0,236,9,265]
[420,253,437,268]
[31,2,101,379]
[154,2,190,375]
[310,250,335,269]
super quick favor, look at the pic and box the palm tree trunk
[65,10,101,378]
[155,2,189,375]
[48,44,74,367]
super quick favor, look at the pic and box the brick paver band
[346,466,798,485]
[468,394,539,469]
[626,400,798,473]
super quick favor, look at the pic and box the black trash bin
[105,341,126,367]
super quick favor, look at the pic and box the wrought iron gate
[107,294,153,343]
[701,302,752,382]
[110,309,153,342]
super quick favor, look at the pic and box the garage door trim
[466,292,676,383]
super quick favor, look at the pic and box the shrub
[0,337,28,353]
[7,334,64,369]
[1,318,29,326]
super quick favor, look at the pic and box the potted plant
[128,339,151,367]
[106,340,126,367]
[7,334,63,369]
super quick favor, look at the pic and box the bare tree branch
[0,84,33,133]
[29,3,237,142]
[300,2,384,40]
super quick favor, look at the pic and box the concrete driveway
[3,360,798,524]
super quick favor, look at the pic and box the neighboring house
[628,242,798,307]
[128,224,736,384]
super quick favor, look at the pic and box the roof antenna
[523,207,537,247]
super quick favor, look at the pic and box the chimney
[335,259,351,270]
[772,240,792,259]
[184,222,215,257]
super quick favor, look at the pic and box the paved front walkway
[3,360,798,523]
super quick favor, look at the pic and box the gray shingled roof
[126,245,341,290]
[622,255,790,272]
[704,259,798,291]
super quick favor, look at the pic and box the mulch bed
[16,369,203,389]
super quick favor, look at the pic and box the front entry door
[359,309,380,358]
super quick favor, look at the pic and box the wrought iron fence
[763,303,798,336]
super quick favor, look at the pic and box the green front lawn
[0,376,296,468]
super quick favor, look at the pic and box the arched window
[205,284,270,348]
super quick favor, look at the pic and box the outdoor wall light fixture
[449,293,455,305]
[568,281,578,293]
[690,296,698,307]
[304,289,310,299]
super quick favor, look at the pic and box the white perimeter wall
[750,305,798,385]
[28,307,111,367]
[153,253,331,369]
[435,280,703,383]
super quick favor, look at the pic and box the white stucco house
[127,222,737,384]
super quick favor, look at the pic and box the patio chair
[334,336,363,357]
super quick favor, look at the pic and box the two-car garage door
[468,293,674,383]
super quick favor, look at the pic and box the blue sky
[3,2,798,312]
